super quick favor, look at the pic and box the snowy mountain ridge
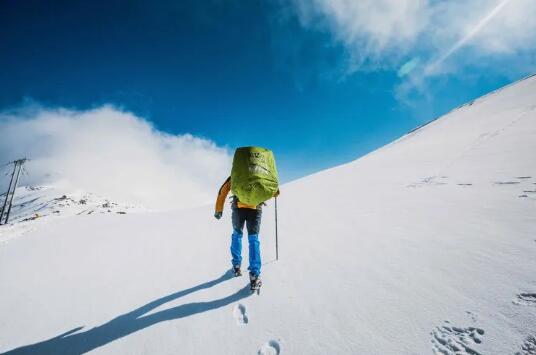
[0,185,146,243]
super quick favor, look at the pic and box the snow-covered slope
[0,186,144,243]
[1,76,535,355]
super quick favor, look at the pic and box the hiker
[214,147,279,292]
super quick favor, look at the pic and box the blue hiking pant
[230,203,262,276]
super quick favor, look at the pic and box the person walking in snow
[214,176,279,291]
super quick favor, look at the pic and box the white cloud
[291,0,429,69]
[424,0,514,76]
[289,0,536,77]
[0,106,232,210]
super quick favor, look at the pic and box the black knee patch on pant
[231,203,262,236]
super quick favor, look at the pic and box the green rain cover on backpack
[231,146,279,206]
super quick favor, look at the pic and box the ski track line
[516,335,536,355]
[431,321,484,355]
[233,303,248,325]
[258,340,281,355]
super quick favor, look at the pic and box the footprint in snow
[431,321,484,355]
[233,303,248,325]
[258,340,281,355]
[465,311,478,322]
[516,335,536,355]
[514,293,536,307]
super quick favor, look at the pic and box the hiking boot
[249,272,262,291]
[233,265,242,277]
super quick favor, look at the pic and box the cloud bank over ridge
[0,106,231,209]
[289,0,536,79]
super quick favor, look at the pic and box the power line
[0,161,14,170]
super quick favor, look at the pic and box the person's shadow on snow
[3,271,250,355]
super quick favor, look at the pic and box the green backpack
[231,146,279,206]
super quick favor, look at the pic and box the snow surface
[0,186,145,243]
[1,75,536,354]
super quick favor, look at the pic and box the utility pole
[0,159,27,225]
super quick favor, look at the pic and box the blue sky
[1,0,535,182]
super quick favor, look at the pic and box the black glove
[214,212,222,220]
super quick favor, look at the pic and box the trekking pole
[275,196,279,260]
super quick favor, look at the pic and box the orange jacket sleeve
[215,176,231,213]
